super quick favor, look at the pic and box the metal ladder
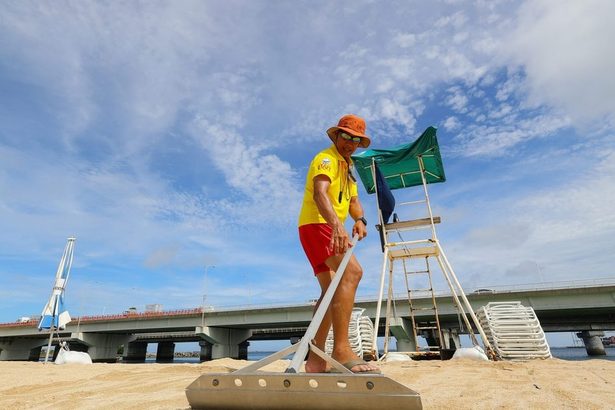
[380,202,446,358]
[403,256,444,353]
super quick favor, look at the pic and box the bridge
[1,279,614,362]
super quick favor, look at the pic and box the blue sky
[1,0,614,326]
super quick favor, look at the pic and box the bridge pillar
[576,330,606,356]
[199,340,212,362]
[51,345,60,361]
[71,332,136,363]
[396,338,416,352]
[238,340,249,360]
[388,318,416,352]
[196,326,252,359]
[123,341,147,363]
[28,345,43,361]
[68,342,90,352]
[0,338,46,361]
[156,342,175,363]
[423,332,439,351]
[441,329,460,349]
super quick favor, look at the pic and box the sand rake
[186,235,422,409]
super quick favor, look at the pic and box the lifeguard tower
[352,126,495,360]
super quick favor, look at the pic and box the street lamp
[201,265,215,327]
[534,262,545,284]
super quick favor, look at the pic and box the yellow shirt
[298,145,358,227]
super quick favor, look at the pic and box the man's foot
[305,352,329,373]
[340,359,381,374]
[332,350,380,373]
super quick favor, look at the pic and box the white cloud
[452,31,469,44]
[443,116,461,131]
[393,33,417,48]
[444,145,615,286]
[505,0,615,123]
[445,86,469,113]
[434,11,468,29]
[377,98,416,129]
[493,71,522,102]
[464,223,533,251]
[189,116,301,223]
[453,113,571,157]
[144,245,180,269]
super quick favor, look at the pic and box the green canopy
[351,126,446,194]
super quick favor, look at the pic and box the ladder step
[408,288,432,293]
[416,326,439,330]
[389,246,439,259]
[385,216,441,231]
[399,200,427,205]
[411,307,436,311]
[405,270,430,274]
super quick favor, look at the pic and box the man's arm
[349,196,367,240]
[313,175,350,254]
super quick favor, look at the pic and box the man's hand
[352,220,367,240]
[348,196,366,241]
[330,223,350,255]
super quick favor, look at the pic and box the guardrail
[0,308,203,328]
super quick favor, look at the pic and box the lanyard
[337,160,355,203]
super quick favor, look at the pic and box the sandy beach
[1,357,614,409]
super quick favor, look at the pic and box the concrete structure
[123,341,147,363]
[0,338,46,361]
[71,332,136,362]
[576,330,606,356]
[1,280,614,361]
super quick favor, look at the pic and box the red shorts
[299,223,334,275]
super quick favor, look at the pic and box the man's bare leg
[325,254,379,372]
[305,271,334,373]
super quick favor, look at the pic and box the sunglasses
[338,132,362,143]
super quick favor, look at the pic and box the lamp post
[244,272,252,305]
[535,262,545,284]
[201,265,215,327]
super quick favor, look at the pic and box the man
[298,114,380,374]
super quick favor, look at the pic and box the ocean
[146,347,615,363]
[549,347,615,361]
[253,347,615,362]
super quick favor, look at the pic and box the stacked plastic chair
[477,302,551,360]
[325,308,374,357]
[358,315,375,355]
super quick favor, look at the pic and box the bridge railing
[78,307,203,322]
[0,319,39,328]
[0,308,204,328]
[2,277,614,327]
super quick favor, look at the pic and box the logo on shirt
[317,158,331,172]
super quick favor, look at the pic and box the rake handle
[286,234,359,373]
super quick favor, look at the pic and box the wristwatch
[356,216,367,226]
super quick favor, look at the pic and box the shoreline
[36,345,614,363]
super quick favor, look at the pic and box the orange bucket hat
[326,114,371,148]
